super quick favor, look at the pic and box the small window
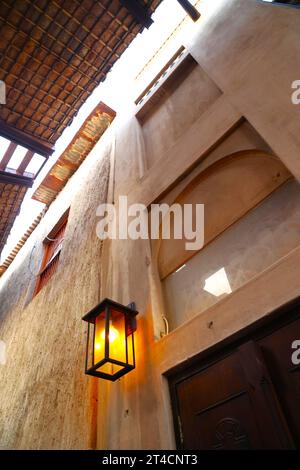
[135,46,186,108]
[34,211,69,296]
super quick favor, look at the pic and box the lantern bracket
[127,302,136,310]
[127,302,137,334]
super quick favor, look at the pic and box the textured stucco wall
[0,0,299,450]
[0,133,113,449]
[95,0,300,450]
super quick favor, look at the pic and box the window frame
[134,46,197,120]
[34,210,69,296]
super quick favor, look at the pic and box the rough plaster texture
[0,134,112,449]
[0,0,299,450]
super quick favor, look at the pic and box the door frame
[167,296,300,449]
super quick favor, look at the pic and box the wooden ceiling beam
[0,170,33,187]
[0,120,54,158]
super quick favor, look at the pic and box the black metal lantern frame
[82,298,138,381]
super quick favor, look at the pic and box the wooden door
[169,310,300,449]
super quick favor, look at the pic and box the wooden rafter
[0,142,17,171]
[16,150,34,176]
[0,121,53,158]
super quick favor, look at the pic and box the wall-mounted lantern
[82,298,138,381]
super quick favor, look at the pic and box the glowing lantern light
[82,298,138,381]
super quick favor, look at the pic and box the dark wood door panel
[170,305,300,450]
[196,393,259,450]
[178,352,247,413]
[258,317,300,447]
[238,341,294,449]
[176,351,259,449]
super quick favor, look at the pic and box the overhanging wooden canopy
[0,0,162,258]
[0,0,162,157]
[32,102,115,205]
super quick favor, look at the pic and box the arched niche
[157,150,291,280]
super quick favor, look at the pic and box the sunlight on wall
[203,267,232,297]
[0,340,6,365]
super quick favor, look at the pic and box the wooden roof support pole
[0,142,17,171]
[16,150,34,175]
[176,0,201,21]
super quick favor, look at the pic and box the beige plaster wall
[0,0,299,450]
[97,0,300,450]
[140,55,221,169]
[0,133,113,449]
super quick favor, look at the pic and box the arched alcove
[154,150,300,330]
[158,150,291,280]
